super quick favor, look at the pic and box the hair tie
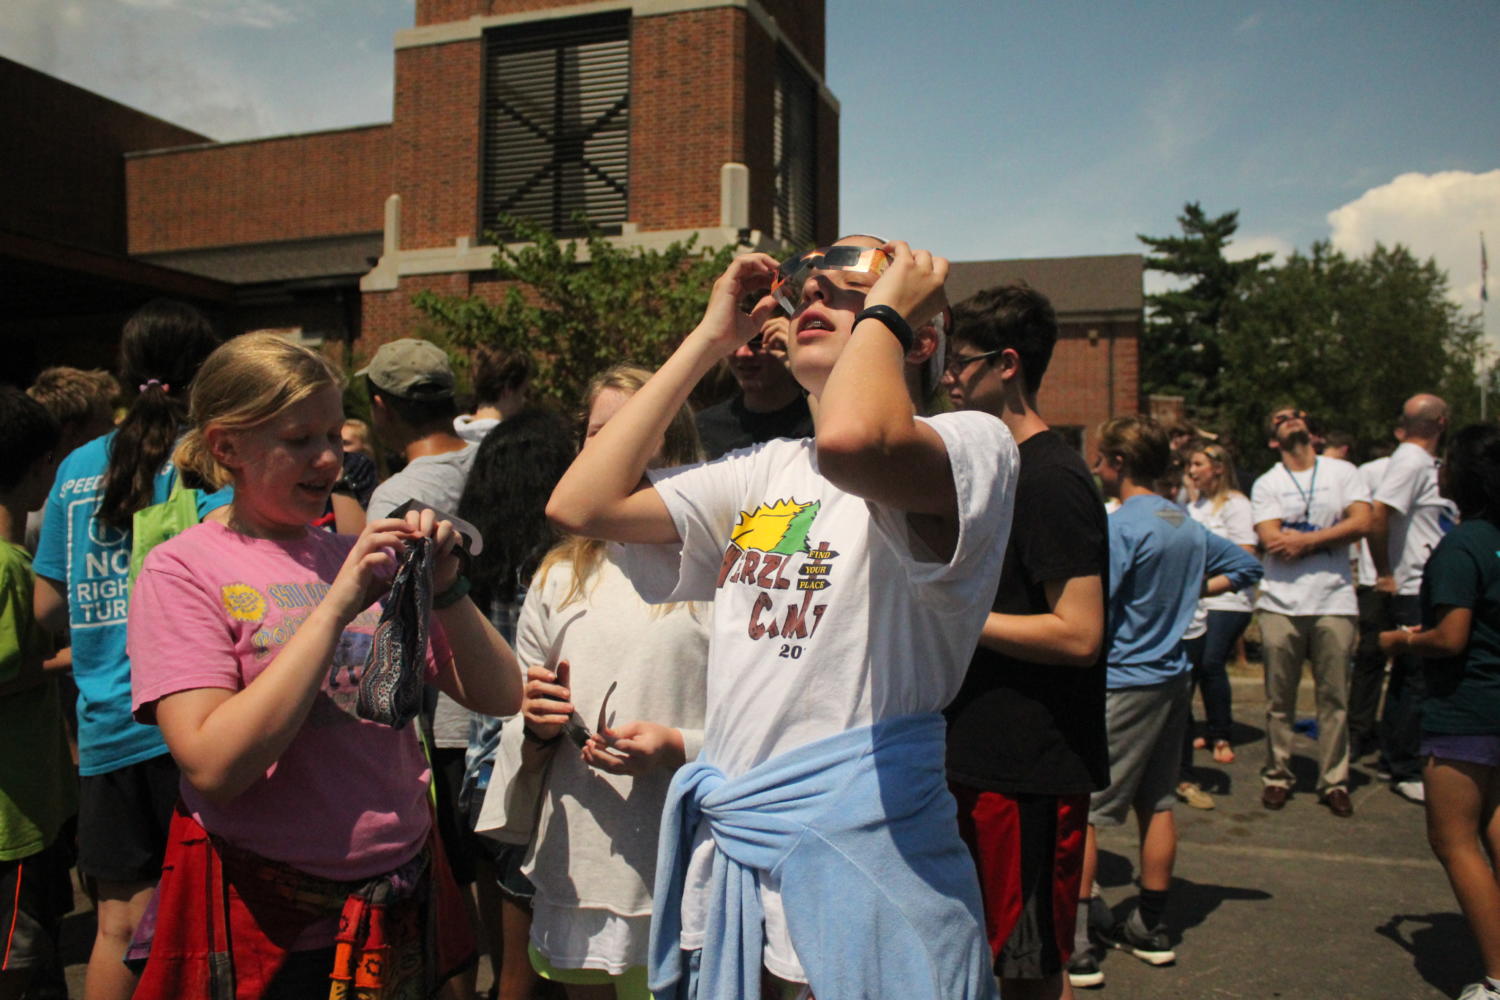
[139,378,171,393]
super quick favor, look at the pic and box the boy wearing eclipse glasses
[549,238,1017,1000]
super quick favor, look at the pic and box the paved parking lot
[1089,671,1474,999]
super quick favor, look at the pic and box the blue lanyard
[1282,459,1318,522]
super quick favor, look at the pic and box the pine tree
[1137,203,1270,422]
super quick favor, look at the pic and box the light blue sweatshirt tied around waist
[648,713,998,1000]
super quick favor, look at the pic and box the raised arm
[547,253,779,543]
[814,242,956,520]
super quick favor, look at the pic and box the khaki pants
[1259,612,1356,794]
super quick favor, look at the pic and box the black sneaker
[1106,910,1177,966]
[1067,948,1105,989]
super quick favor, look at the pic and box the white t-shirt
[1188,492,1257,615]
[517,554,709,974]
[1354,456,1391,587]
[617,410,1017,981]
[1250,456,1370,616]
[1373,441,1459,596]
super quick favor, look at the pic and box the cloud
[1227,233,1293,265]
[116,0,299,29]
[0,0,308,139]
[1235,11,1263,33]
[1327,170,1500,312]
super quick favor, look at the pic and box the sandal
[1212,740,1235,764]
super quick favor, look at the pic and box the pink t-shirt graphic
[130,520,449,881]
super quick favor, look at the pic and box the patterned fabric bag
[358,537,433,729]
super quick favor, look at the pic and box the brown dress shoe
[1262,785,1289,810]
[1321,788,1354,817]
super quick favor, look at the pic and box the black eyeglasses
[943,349,1003,377]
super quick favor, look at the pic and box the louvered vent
[772,50,816,247]
[482,14,630,239]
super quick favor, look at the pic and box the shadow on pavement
[1168,875,1272,933]
[1095,850,1271,933]
[1376,911,1485,997]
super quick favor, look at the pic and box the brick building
[2,0,1139,445]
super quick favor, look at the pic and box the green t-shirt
[0,540,77,859]
[1420,518,1500,736]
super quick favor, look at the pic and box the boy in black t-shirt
[942,284,1110,998]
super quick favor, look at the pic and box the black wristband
[432,574,471,610]
[854,304,914,354]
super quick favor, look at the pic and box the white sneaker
[1456,981,1500,1000]
[1393,779,1426,804]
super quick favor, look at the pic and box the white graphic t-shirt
[1250,456,1370,616]
[617,410,1017,981]
[1374,441,1459,596]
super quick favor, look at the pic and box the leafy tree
[1218,241,1483,466]
[411,216,737,408]
[1138,203,1270,423]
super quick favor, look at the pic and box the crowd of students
[0,234,1496,1000]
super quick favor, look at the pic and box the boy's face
[941,338,1007,416]
[784,235,887,392]
[728,314,797,397]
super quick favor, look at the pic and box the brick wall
[417,0,598,27]
[393,41,484,247]
[126,125,394,253]
[1038,321,1140,457]
[1,57,207,254]
[631,8,742,231]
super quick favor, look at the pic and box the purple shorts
[1421,733,1500,768]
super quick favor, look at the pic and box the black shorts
[0,832,76,971]
[77,753,179,884]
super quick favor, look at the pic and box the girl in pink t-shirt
[126,332,522,999]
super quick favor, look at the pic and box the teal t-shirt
[0,540,77,859]
[33,432,232,775]
[1420,518,1500,735]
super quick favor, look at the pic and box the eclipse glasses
[769,245,891,316]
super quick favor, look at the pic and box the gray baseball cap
[357,338,455,400]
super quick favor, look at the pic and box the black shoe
[1106,910,1177,966]
[1067,948,1105,988]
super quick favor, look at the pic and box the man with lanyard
[1250,406,1372,816]
[1370,393,1458,803]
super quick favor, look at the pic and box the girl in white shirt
[518,365,709,999]
[1184,443,1258,764]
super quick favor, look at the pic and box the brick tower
[359,0,840,346]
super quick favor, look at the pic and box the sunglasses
[770,245,891,315]
[1271,410,1308,427]
[943,348,1003,377]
